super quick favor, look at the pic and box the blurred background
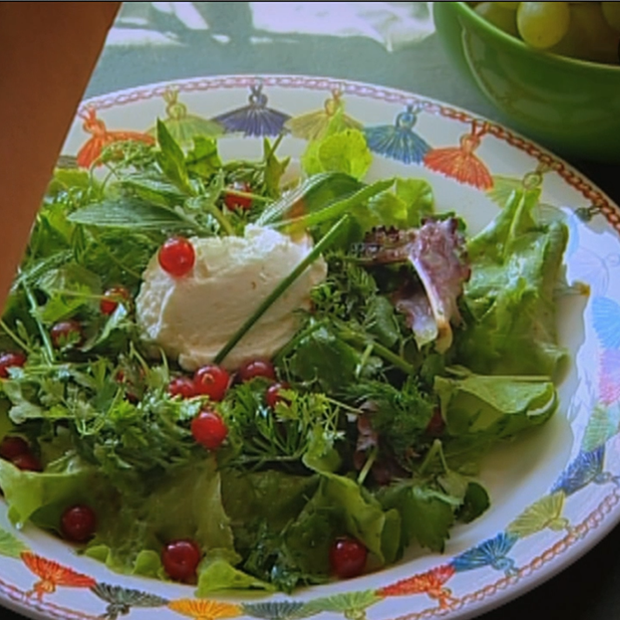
[87,1,496,120]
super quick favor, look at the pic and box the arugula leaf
[262,137,290,198]
[457,482,490,523]
[118,175,186,207]
[365,295,401,348]
[186,136,222,179]
[155,119,193,194]
[287,326,359,393]
[256,172,363,227]
[434,370,557,470]
[274,179,394,234]
[436,371,556,434]
[68,198,196,231]
[380,483,454,552]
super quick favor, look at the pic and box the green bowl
[433,1,620,163]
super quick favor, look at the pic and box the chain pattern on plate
[79,75,620,236]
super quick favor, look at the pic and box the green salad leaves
[0,120,569,594]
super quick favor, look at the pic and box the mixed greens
[0,116,568,594]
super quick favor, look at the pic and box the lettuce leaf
[219,469,400,592]
[301,109,372,181]
[197,550,274,595]
[0,455,108,528]
[435,369,557,469]
[457,188,569,377]
[367,178,434,229]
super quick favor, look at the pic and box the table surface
[9,3,620,619]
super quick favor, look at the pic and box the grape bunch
[469,1,620,64]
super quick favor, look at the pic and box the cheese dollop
[135,225,327,370]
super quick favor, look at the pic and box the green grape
[553,2,620,63]
[497,2,520,9]
[602,2,620,32]
[475,2,519,36]
[517,2,571,49]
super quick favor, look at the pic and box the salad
[0,115,568,595]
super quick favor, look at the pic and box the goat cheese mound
[136,225,327,370]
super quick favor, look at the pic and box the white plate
[2,75,620,620]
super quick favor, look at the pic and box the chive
[357,446,378,486]
[214,215,349,365]
[202,202,236,236]
[337,328,415,375]
[270,178,393,231]
[222,188,270,204]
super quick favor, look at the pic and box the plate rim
[2,73,619,620]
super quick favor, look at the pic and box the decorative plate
[2,75,620,620]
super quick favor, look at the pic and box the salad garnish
[0,116,568,593]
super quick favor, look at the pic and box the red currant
[329,537,368,579]
[237,359,276,382]
[193,365,230,401]
[158,237,195,278]
[191,410,228,450]
[168,376,196,399]
[60,505,97,543]
[265,382,290,409]
[12,453,42,472]
[100,286,130,315]
[50,320,84,348]
[0,436,30,461]
[162,539,202,582]
[224,181,253,211]
[0,352,27,379]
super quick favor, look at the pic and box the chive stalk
[214,215,349,365]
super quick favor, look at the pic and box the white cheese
[135,225,327,371]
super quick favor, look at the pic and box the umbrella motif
[242,601,316,620]
[212,84,290,137]
[364,104,430,165]
[487,163,549,208]
[592,296,620,405]
[581,403,620,454]
[487,167,573,236]
[301,591,383,620]
[149,87,223,145]
[284,89,362,141]
[550,445,620,496]
[424,120,493,191]
[451,532,519,576]
[169,599,241,620]
[21,552,96,600]
[91,583,169,620]
[76,107,155,169]
[378,564,457,609]
[506,492,570,538]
